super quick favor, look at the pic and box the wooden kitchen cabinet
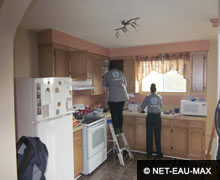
[172,120,188,158]
[161,119,188,157]
[39,45,71,77]
[123,115,206,159]
[134,117,146,152]
[71,51,93,80]
[73,129,83,178]
[161,119,172,156]
[188,121,206,159]
[91,56,103,95]
[54,48,70,77]
[123,58,136,93]
[190,52,206,92]
[123,116,135,149]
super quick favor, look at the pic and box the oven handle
[88,120,106,132]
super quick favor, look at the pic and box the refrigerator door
[34,78,72,122]
[33,114,74,180]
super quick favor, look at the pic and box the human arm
[141,96,148,112]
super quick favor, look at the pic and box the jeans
[108,101,125,131]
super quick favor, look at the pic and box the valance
[137,53,190,81]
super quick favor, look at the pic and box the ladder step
[115,134,122,137]
[120,147,126,151]
[107,139,114,142]
[107,120,133,166]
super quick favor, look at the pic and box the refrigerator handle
[215,99,220,137]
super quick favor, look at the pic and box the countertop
[123,111,207,121]
[73,125,83,133]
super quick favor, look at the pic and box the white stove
[81,117,107,175]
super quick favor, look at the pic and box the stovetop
[81,117,106,126]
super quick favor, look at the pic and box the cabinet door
[39,45,54,77]
[123,116,135,149]
[71,51,88,80]
[74,140,83,177]
[92,57,103,95]
[54,48,70,77]
[161,125,172,156]
[134,117,146,152]
[191,52,206,92]
[172,126,188,157]
[73,130,83,178]
[188,127,205,159]
[123,58,136,93]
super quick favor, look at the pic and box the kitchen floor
[78,151,176,180]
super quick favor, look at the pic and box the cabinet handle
[171,146,173,150]
[171,129,173,133]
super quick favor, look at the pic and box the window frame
[137,53,207,96]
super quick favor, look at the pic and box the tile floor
[78,151,175,180]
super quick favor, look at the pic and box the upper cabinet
[123,57,136,94]
[190,52,207,93]
[54,48,70,77]
[70,51,93,80]
[39,45,70,77]
[38,43,105,95]
[91,56,103,95]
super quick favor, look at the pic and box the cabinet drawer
[189,121,205,128]
[74,129,82,142]
[172,120,188,128]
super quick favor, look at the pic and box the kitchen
[0,0,219,180]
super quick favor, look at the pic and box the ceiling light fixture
[115,17,140,38]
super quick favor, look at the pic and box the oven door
[87,120,107,159]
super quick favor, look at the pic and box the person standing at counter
[141,83,163,159]
[102,64,129,134]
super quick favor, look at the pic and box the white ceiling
[20,0,218,49]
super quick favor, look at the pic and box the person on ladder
[102,63,129,135]
[141,83,163,159]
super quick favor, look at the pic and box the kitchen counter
[123,111,207,121]
[73,125,83,132]
[122,111,206,160]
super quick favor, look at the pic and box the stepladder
[107,119,134,166]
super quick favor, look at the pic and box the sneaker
[147,153,152,159]
[119,127,123,133]
[156,153,163,159]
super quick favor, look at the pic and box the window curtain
[137,53,190,81]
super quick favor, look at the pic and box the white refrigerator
[15,77,74,180]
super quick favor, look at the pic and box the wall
[127,38,218,158]
[207,38,218,158]
[0,0,32,179]
[14,28,39,78]
[72,91,106,108]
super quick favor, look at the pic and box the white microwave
[180,100,207,116]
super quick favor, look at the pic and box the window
[142,70,187,92]
[137,53,190,93]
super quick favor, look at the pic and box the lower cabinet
[73,129,83,178]
[123,115,206,159]
[188,121,206,159]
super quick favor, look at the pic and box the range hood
[72,79,96,90]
